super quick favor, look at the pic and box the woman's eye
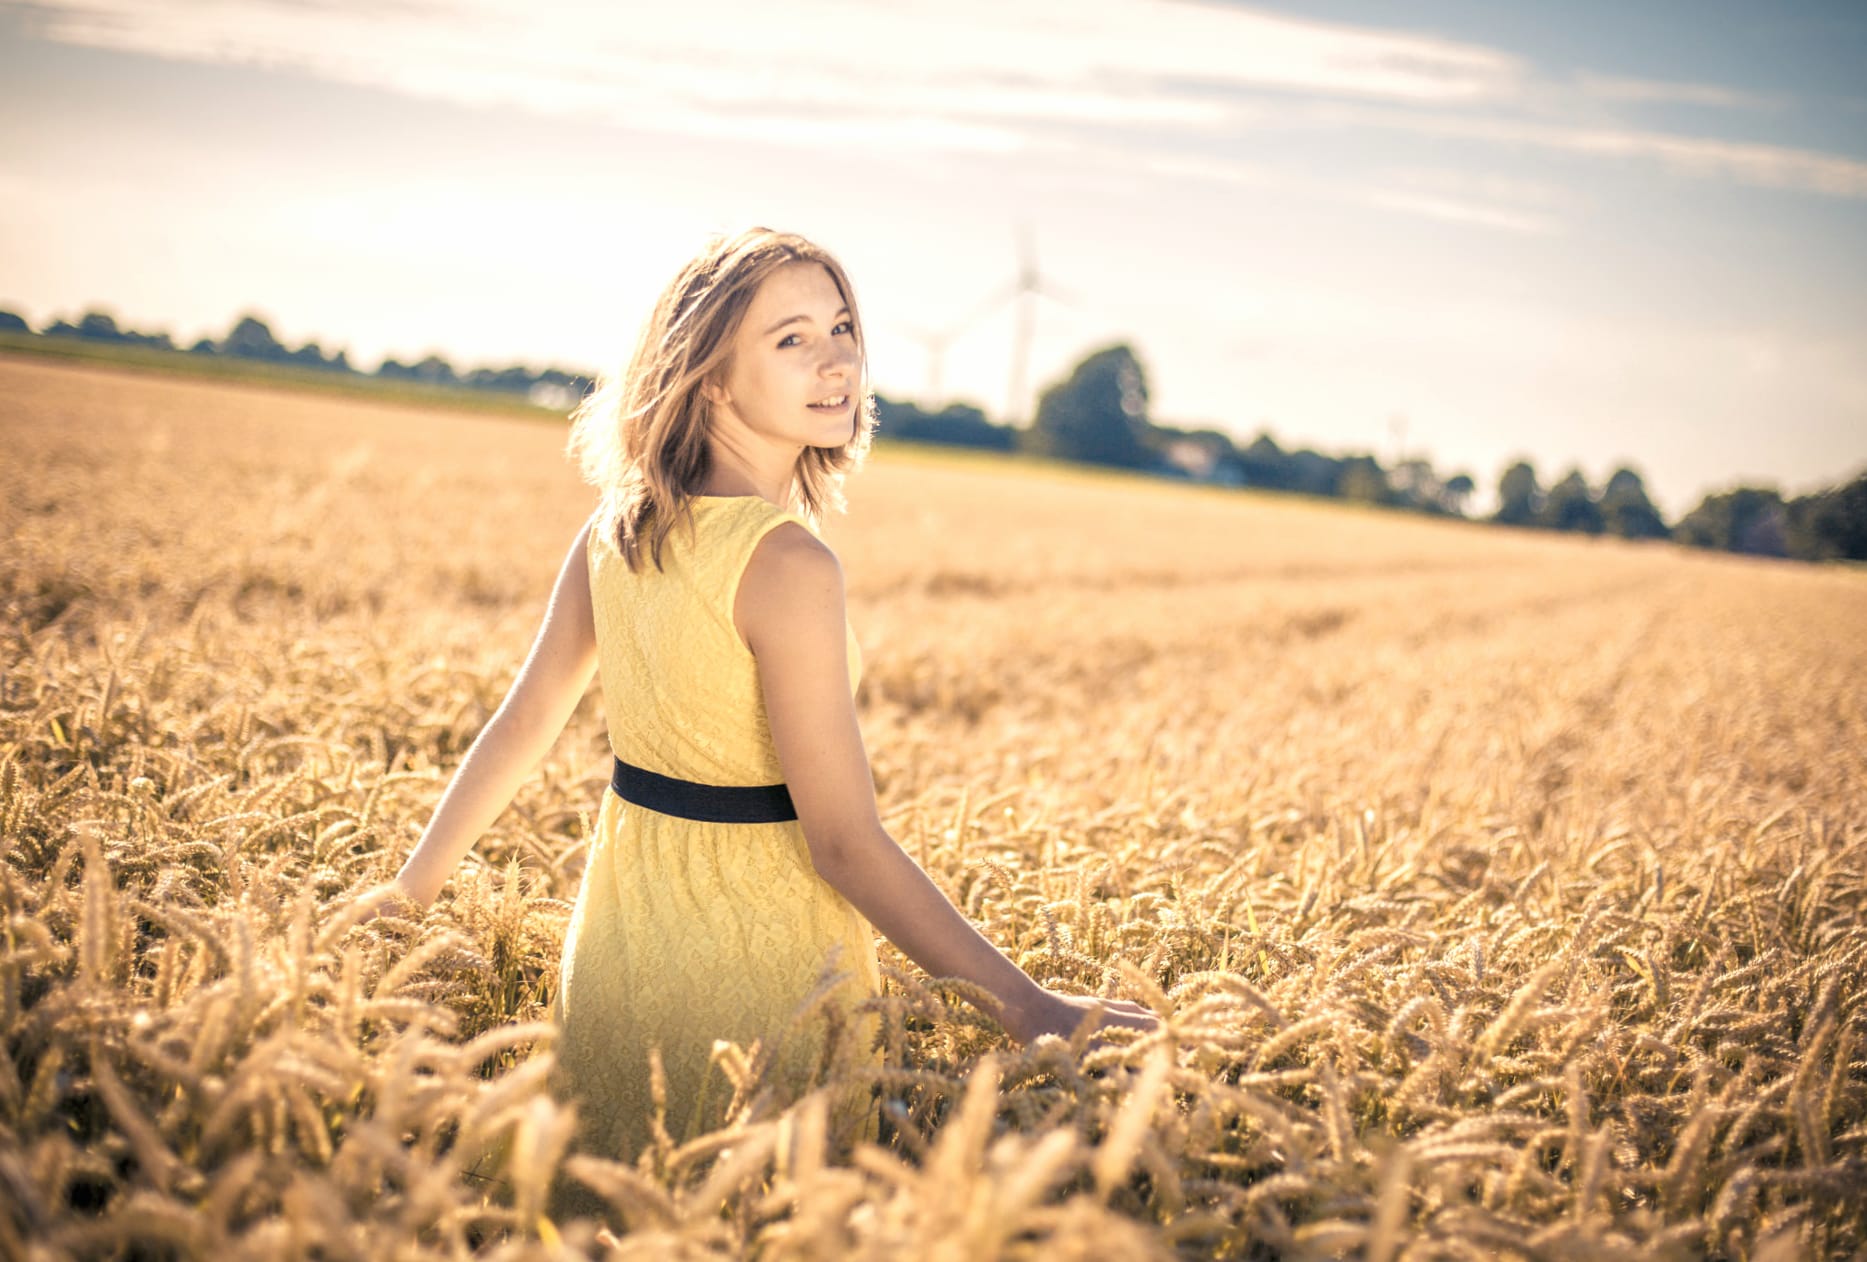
[778,321,853,347]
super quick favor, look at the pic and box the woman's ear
[700,372,730,409]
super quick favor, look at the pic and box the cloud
[1299,101,1867,200]
[1362,190,1560,235]
[8,0,1525,149]
[10,0,1863,204]
[1576,71,1786,111]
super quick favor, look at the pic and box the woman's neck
[698,433,791,504]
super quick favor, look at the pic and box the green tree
[1024,344,1152,469]
[1238,432,1291,490]
[467,365,538,393]
[1600,467,1669,539]
[1149,424,1241,482]
[1440,472,1476,516]
[222,314,287,361]
[1675,486,1788,556]
[1389,457,1441,512]
[377,355,462,384]
[77,311,128,342]
[1541,467,1604,534]
[1286,450,1342,498]
[1336,454,1392,506]
[874,398,1017,450]
[1784,472,1867,561]
[1494,459,1543,526]
[410,354,457,385]
[287,340,334,370]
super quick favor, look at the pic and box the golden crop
[2,353,1863,1259]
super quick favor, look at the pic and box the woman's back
[548,493,880,1210]
[586,495,861,783]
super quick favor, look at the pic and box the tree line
[880,343,1866,563]
[6,308,1861,562]
[1,307,594,408]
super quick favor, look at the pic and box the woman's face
[708,261,862,450]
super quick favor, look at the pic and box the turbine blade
[955,278,1022,333]
[1033,279,1079,308]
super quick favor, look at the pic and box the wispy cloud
[1356,165,1574,235]
[1362,190,1560,235]
[1576,71,1786,111]
[9,0,1864,207]
[1107,151,1568,235]
[1299,101,1867,200]
[7,0,1527,147]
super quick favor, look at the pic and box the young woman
[371,226,1160,1190]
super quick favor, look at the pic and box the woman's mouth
[808,394,851,413]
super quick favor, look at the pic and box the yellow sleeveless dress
[547,494,882,1202]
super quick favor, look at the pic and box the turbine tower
[900,321,964,406]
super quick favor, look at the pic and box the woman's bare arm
[739,524,1158,1046]
[387,516,602,908]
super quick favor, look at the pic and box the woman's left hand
[1004,987,1162,1048]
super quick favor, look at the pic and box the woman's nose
[823,338,858,375]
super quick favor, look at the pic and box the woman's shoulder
[741,510,840,599]
[733,513,843,653]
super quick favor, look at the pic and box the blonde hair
[567,226,879,572]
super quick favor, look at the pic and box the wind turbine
[899,321,965,407]
[962,220,1079,424]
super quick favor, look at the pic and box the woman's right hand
[349,880,424,928]
[1004,987,1162,1050]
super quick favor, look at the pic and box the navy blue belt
[610,756,797,824]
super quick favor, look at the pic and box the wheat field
[2,352,1863,1260]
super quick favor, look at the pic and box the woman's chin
[805,418,855,448]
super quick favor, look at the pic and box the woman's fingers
[1020,991,1162,1047]
[1075,999,1167,1054]
[1104,1001,1159,1022]
[344,883,421,932]
[1093,1003,1162,1033]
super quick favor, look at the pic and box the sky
[2,0,1864,520]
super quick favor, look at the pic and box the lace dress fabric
[546,495,880,1214]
